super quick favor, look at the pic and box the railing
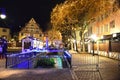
[6,51,40,69]
[5,50,72,69]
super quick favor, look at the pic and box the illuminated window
[104,24,109,32]
[96,26,99,35]
[100,26,104,34]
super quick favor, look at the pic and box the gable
[29,18,36,24]
[20,18,42,33]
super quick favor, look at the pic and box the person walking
[2,38,7,59]
[0,37,4,59]
[0,45,3,59]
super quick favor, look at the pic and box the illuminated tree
[51,0,119,51]
[46,29,62,42]
[51,0,116,29]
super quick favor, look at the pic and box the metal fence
[71,53,101,80]
[72,53,99,71]
[5,50,65,69]
[6,52,39,69]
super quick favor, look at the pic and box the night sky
[0,0,65,34]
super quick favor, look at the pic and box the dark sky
[0,0,65,34]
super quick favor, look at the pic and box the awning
[100,32,120,40]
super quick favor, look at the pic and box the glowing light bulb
[0,14,6,19]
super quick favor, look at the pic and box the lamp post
[91,34,97,56]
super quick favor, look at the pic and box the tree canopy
[51,0,119,33]
[46,29,62,42]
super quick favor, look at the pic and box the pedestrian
[2,39,7,59]
[0,45,3,59]
[0,37,3,59]
[1,37,8,59]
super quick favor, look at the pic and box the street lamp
[0,8,6,19]
[91,34,97,56]
[0,14,6,19]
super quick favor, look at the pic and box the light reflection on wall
[33,39,43,49]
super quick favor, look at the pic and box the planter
[34,58,55,68]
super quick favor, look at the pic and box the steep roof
[28,18,36,24]
[20,18,42,33]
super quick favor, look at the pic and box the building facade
[0,27,11,40]
[19,18,43,41]
[87,9,120,60]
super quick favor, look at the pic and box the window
[2,29,7,32]
[104,24,109,32]
[110,20,115,28]
[100,26,104,34]
[96,26,99,35]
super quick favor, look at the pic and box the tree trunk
[82,39,86,52]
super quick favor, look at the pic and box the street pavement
[70,50,120,80]
[0,59,73,80]
[0,51,120,80]
[0,68,73,80]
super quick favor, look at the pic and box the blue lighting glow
[64,51,71,58]
[7,48,64,69]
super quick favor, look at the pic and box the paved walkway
[0,51,120,80]
[70,51,120,80]
[0,59,5,68]
[0,58,73,80]
[0,68,72,80]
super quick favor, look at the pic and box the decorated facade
[19,18,43,41]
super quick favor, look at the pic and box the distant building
[0,27,11,40]
[19,18,43,41]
